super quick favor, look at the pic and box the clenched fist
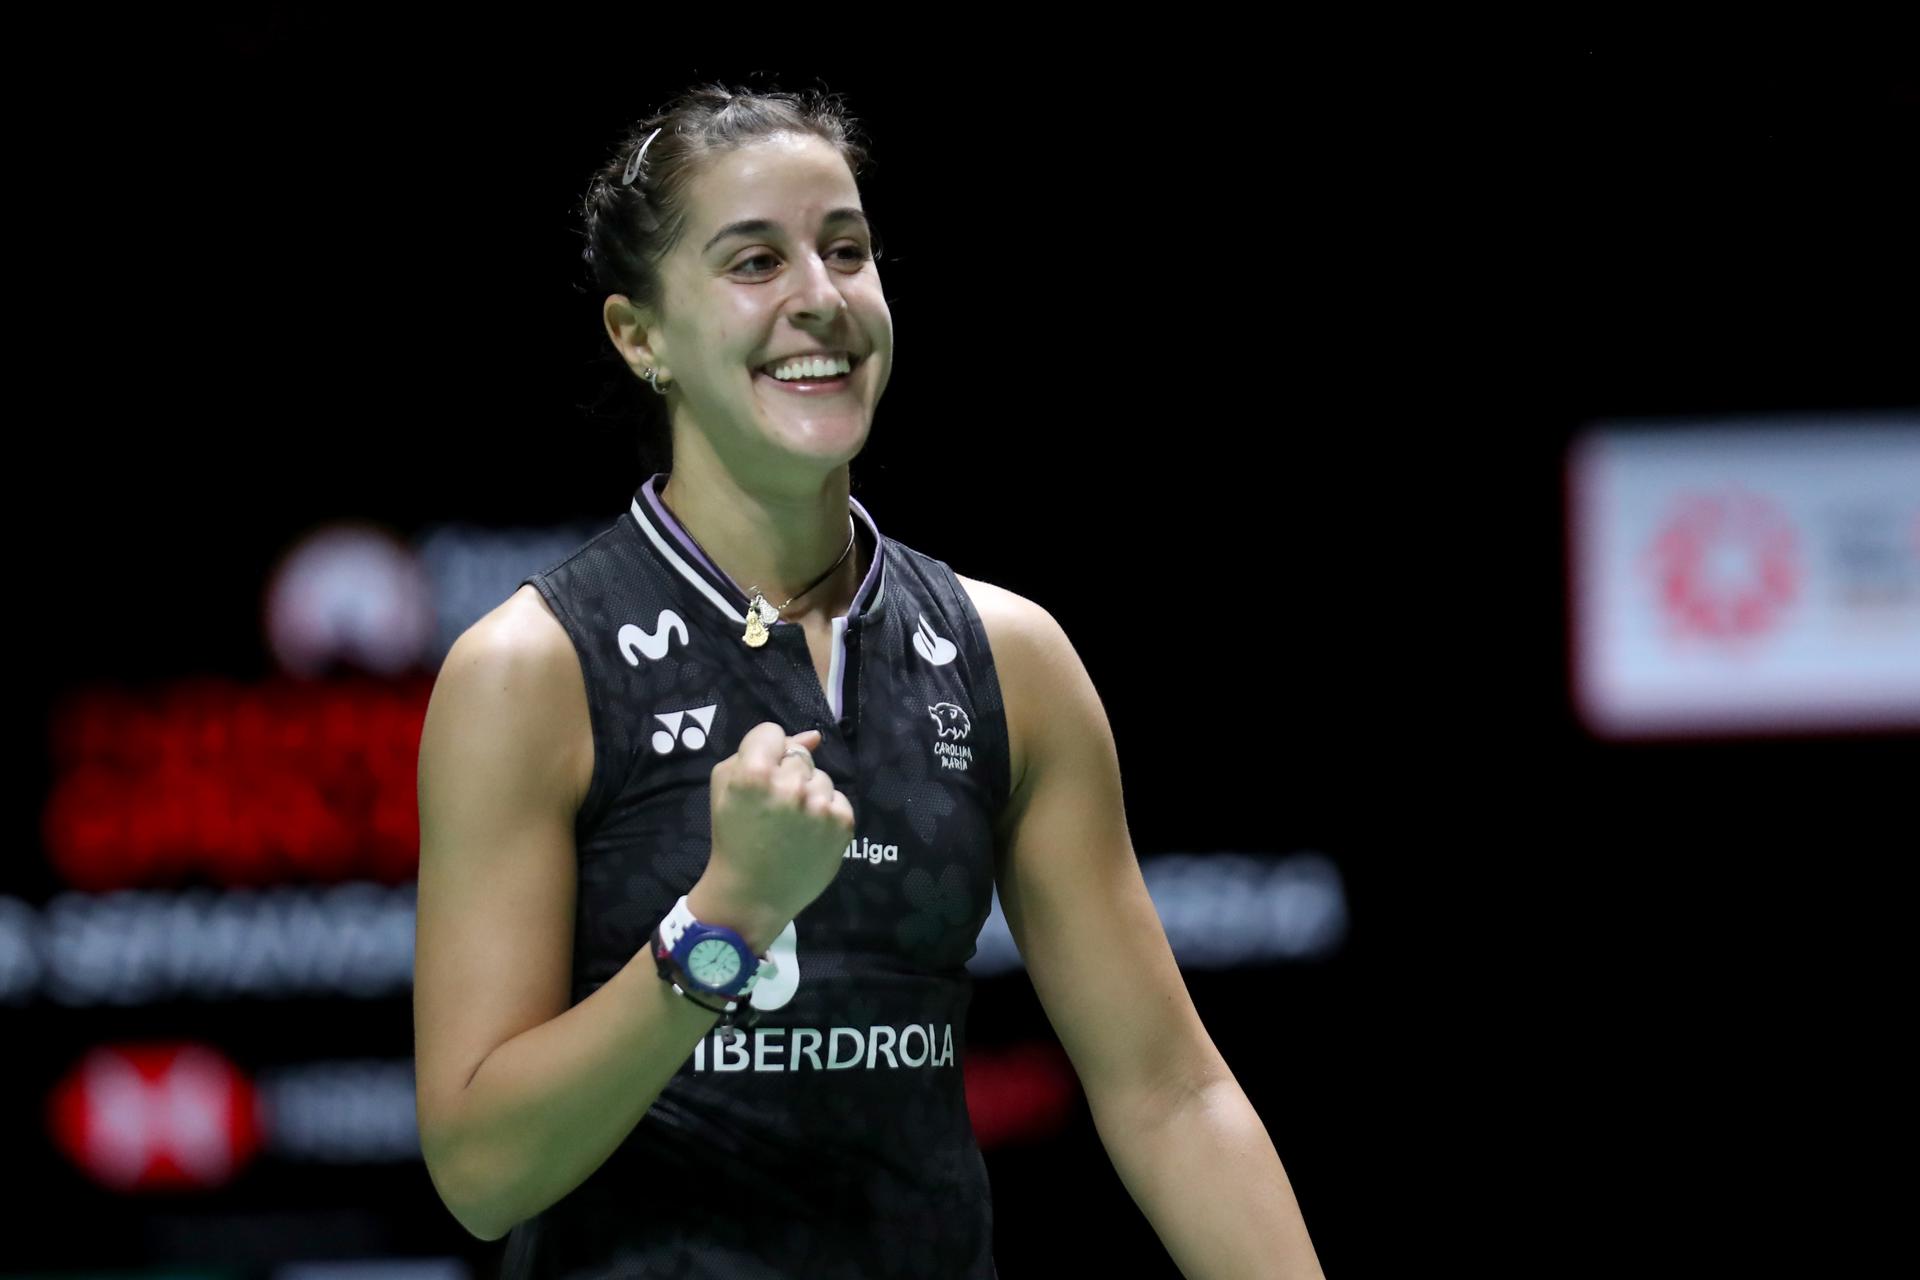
[689,722,855,950]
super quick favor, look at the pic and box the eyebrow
[702,208,871,254]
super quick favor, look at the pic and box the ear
[603,294,662,378]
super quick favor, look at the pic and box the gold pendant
[743,593,769,648]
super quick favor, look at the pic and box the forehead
[684,133,861,238]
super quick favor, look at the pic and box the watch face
[687,937,743,989]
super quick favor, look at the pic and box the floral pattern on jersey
[898,863,982,968]
[860,723,960,846]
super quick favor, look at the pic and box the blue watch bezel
[667,920,759,999]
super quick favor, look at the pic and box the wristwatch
[650,893,775,1029]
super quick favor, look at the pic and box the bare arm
[1094,1077,1324,1279]
[968,576,1325,1277]
[413,590,783,1241]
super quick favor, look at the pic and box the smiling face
[607,131,893,479]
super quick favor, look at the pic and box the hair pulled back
[579,81,876,471]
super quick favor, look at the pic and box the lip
[754,355,864,396]
[757,351,862,376]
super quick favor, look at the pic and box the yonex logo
[650,704,717,754]
[618,610,690,664]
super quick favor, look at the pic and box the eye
[732,244,874,276]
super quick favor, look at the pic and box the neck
[659,454,864,625]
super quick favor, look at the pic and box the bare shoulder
[488,582,574,659]
[955,572,1037,638]
[953,572,1057,676]
[413,584,593,1170]
[953,573,1064,807]
[434,584,594,818]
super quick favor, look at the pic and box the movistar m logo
[618,609,689,663]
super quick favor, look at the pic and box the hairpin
[622,127,664,187]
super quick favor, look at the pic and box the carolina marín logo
[928,702,974,772]
[650,704,717,754]
[618,609,690,663]
[912,613,958,666]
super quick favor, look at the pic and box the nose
[783,250,849,324]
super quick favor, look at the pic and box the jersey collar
[628,471,888,628]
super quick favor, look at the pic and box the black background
[20,21,1919,1276]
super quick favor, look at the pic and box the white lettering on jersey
[843,835,900,865]
[692,1023,957,1073]
[934,741,974,772]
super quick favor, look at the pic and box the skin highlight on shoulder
[954,573,1051,807]
[448,584,595,820]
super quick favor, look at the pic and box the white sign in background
[1568,416,1920,737]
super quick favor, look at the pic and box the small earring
[642,366,671,396]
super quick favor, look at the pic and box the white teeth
[768,354,853,381]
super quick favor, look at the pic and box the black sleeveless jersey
[498,472,1011,1279]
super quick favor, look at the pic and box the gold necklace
[741,515,858,648]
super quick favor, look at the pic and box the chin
[758,415,867,462]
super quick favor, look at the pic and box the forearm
[1089,1075,1325,1279]
[429,877,785,1241]
[429,943,726,1240]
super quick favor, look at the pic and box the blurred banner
[1567,413,1920,738]
[16,496,1346,1272]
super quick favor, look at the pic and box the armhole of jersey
[524,571,617,846]
[497,1212,538,1276]
[943,561,1015,821]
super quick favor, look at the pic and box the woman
[412,82,1323,1278]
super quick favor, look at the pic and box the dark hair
[577,80,878,473]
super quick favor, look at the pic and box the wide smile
[754,354,865,396]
